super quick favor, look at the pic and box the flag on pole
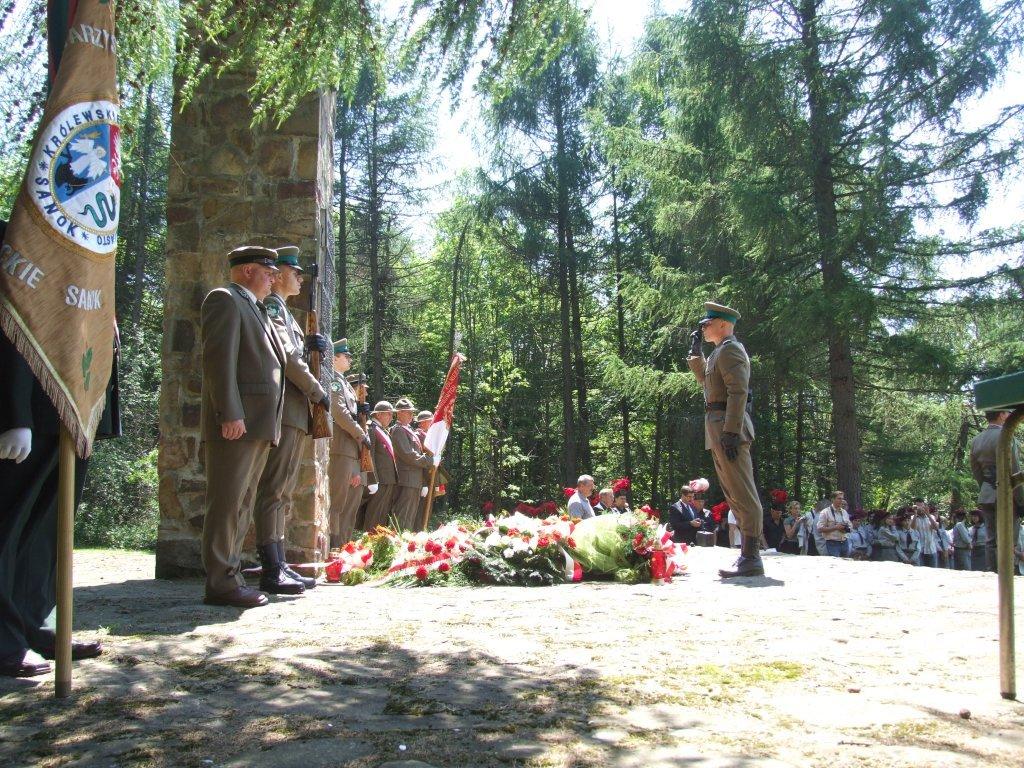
[423,353,466,459]
[0,0,120,458]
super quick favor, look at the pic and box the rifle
[306,261,332,439]
[351,372,377,484]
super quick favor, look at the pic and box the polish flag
[423,353,466,459]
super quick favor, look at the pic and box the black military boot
[277,540,316,590]
[719,535,765,579]
[258,544,304,595]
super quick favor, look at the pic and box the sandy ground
[1,547,1022,768]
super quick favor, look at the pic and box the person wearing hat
[362,401,399,530]
[687,301,765,578]
[250,246,332,594]
[969,409,1023,572]
[969,508,988,571]
[390,398,433,530]
[895,510,920,565]
[328,339,371,546]
[845,509,871,560]
[199,245,287,608]
[667,485,702,545]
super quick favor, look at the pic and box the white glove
[432,454,442,467]
[368,483,379,495]
[0,428,32,463]
[420,486,429,498]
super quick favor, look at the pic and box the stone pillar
[156,67,335,578]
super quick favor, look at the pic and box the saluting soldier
[390,399,433,530]
[970,409,1024,572]
[328,339,371,546]
[200,246,286,608]
[415,409,435,527]
[251,246,331,594]
[362,401,398,530]
[687,302,765,578]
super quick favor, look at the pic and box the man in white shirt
[911,498,940,567]
[817,490,852,557]
[567,475,596,520]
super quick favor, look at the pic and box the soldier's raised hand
[688,326,703,356]
[0,428,32,463]
[720,431,740,461]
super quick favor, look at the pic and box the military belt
[705,402,727,412]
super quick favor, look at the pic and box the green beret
[275,245,303,271]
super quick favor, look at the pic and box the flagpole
[420,465,439,531]
[55,425,75,698]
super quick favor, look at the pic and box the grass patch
[693,660,805,688]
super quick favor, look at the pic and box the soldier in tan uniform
[415,410,434,528]
[687,301,765,578]
[362,401,398,530]
[390,399,433,530]
[970,409,1024,572]
[251,246,331,594]
[328,339,371,546]
[200,246,285,608]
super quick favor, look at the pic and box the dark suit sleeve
[201,290,244,424]
[0,333,35,432]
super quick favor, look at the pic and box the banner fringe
[0,307,91,458]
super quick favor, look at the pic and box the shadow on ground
[0,640,760,768]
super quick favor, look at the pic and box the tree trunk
[566,226,590,468]
[612,182,632,477]
[950,409,972,509]
[448,218,471,362]
[652,396,664,510]
[336,99,348,338]
[798,0,862,509]
[130,82,157,329]
[795,387,805,501]
[774,377,784,489]
[367,100,384,398]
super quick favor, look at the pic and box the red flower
[567,537,577,549]
[415,566,429,580]
[612,477,631,494]
[538,537,550,548]
[361,551,373,564]
[639,504,659,520]
[407,542,417,552]
[445,538,457,550]
[542,501,558,514]
[769,489,788,504]
[564,487,576,499]
[482,501,495,514]
[344,542,357,554]
[552,531,562,541]
[438,561,451,573]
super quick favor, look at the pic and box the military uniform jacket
[264,292,328,434]
[369,419,398,484]
[687,335,755,449]
[970,424,1024,506]
[330,376,365,458]
[390,423,431,488]
[200,284,287,444]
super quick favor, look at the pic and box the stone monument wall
[155,67,336,578]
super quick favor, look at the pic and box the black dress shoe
[277,541,316,589]
[0,649,51,678]
[34,640,104,661]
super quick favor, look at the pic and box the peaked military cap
[416,410,433,422]
[275,245,303,271]
[372,400,395,414]
[702,301,740,324]
[394,397,416,412]
[333,338,352,355]
[228,245,279,270]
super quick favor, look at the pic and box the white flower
[503,548,514,559]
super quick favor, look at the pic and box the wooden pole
[997,406,1023,700]
[55,426,76,698]
[420,464,439,532]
